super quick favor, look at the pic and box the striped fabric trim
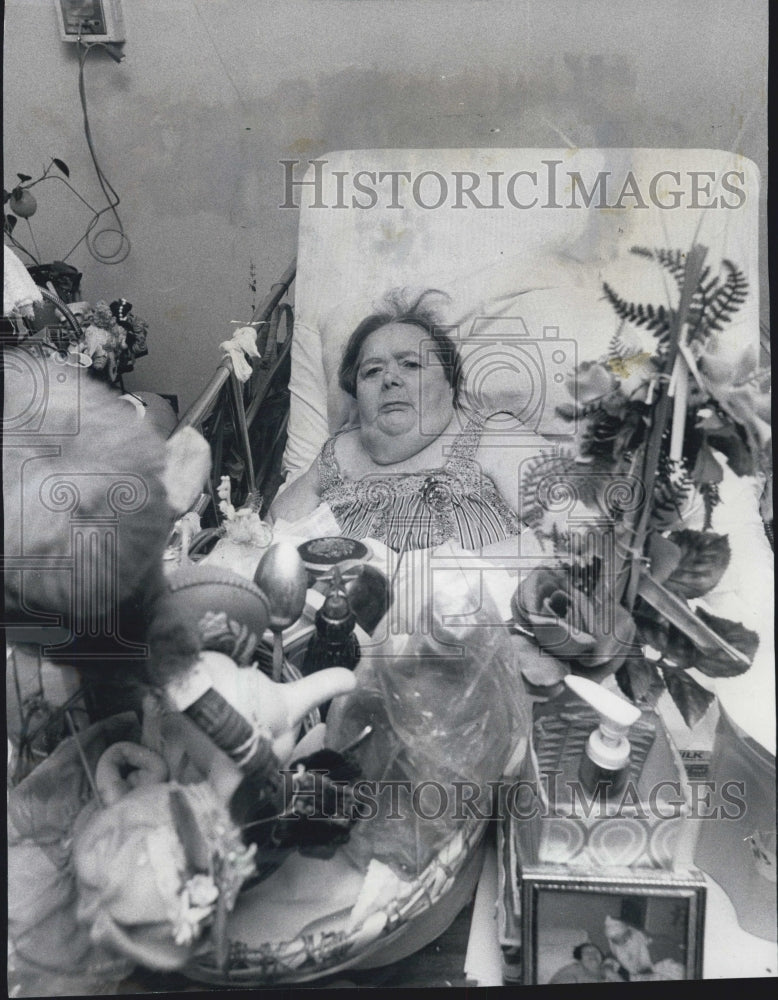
[318,412,519,551]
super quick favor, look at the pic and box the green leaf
[646,533,682,583]
[635,609,670,654]
[509,628,570,686]
[52,158,70,177]
[616,657,665,707]
[664,529,731,598]
[5,214,17,233]
[690,441,724,487]
[662,623,698,668]
[16,173,31,183]
[690,608,759,677]
[659,609,757,677]
[636,573,750,667]
[661,667,716,728]
[707,424,755,476]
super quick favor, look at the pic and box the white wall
[3,0,768,411]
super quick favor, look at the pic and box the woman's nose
[382,366,403,387]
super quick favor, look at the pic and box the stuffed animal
[5,344,361,993]
[4,343,210,714]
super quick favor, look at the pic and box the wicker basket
[184,812,488,985]
[181,579,497,985]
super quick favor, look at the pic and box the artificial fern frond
[520,450,580,529]
[698,481,721,531]
[651,454,694,528]
[607,251,748,351]
[701,260,749,336]
[631,246,687,290]
[602,283,673,340]
[681,259,747,343]
[608,323,632,359]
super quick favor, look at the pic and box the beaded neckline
[318,410,519,550]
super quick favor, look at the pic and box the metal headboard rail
[171,259,297,519]
[3,285,85,346]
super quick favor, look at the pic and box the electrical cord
[64,38,131,265]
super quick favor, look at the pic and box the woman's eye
[401,359,420,369]
[361,366,382,378]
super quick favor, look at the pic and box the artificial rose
[71,299,149,385]
[511,566,636,674]
[566,360,618,407]
[607,350,657,402]
[695,333,771,457]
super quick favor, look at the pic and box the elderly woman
[270,291,527,553]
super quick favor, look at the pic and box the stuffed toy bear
[4,343,210,715]
[5,344,360,994]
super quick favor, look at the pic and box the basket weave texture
[185,813,487,985]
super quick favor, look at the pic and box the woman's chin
[376,412,415,435]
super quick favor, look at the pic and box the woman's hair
[573,943,603,962]
[338,289,463,404]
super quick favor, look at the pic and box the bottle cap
[565,675,641,772]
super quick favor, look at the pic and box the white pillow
[284,148,760,479]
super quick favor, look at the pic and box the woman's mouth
[380,401,411,412]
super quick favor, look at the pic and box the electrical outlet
[55,0,125,44]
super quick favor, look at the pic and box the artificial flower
[566,360,618,406]
[511,566,636,671]
[70,298,149,385]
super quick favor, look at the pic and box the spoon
[253,542,308,681]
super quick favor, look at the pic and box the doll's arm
[159,711,243,803]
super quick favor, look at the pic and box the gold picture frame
[519,865,706,985]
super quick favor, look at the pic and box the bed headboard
[283,148,760,479]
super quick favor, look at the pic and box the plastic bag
[325,556,530,877]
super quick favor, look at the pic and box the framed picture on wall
[519,865,706,985]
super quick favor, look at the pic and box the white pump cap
[564,675,642,772]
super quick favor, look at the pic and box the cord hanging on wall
[73,39,131,263]
[3,154,126,268]
[3,2,130,267]
[55,0,125,45]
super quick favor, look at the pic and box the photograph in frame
[520,867,706,985]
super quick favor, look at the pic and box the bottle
[302,567,361,676]
[565,675,641,801]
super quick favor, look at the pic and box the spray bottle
[565,675,641,800]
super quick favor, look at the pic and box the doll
[8,661,357,996]
[4,343,210,719]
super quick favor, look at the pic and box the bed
[276,146,772,742]
[172,148,774,984]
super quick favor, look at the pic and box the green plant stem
[619,244,709,611]
[25,219,40,261]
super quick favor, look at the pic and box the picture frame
[519,865,706,985]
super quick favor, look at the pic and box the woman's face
[354,323,454,440]
[579,945,603,975]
